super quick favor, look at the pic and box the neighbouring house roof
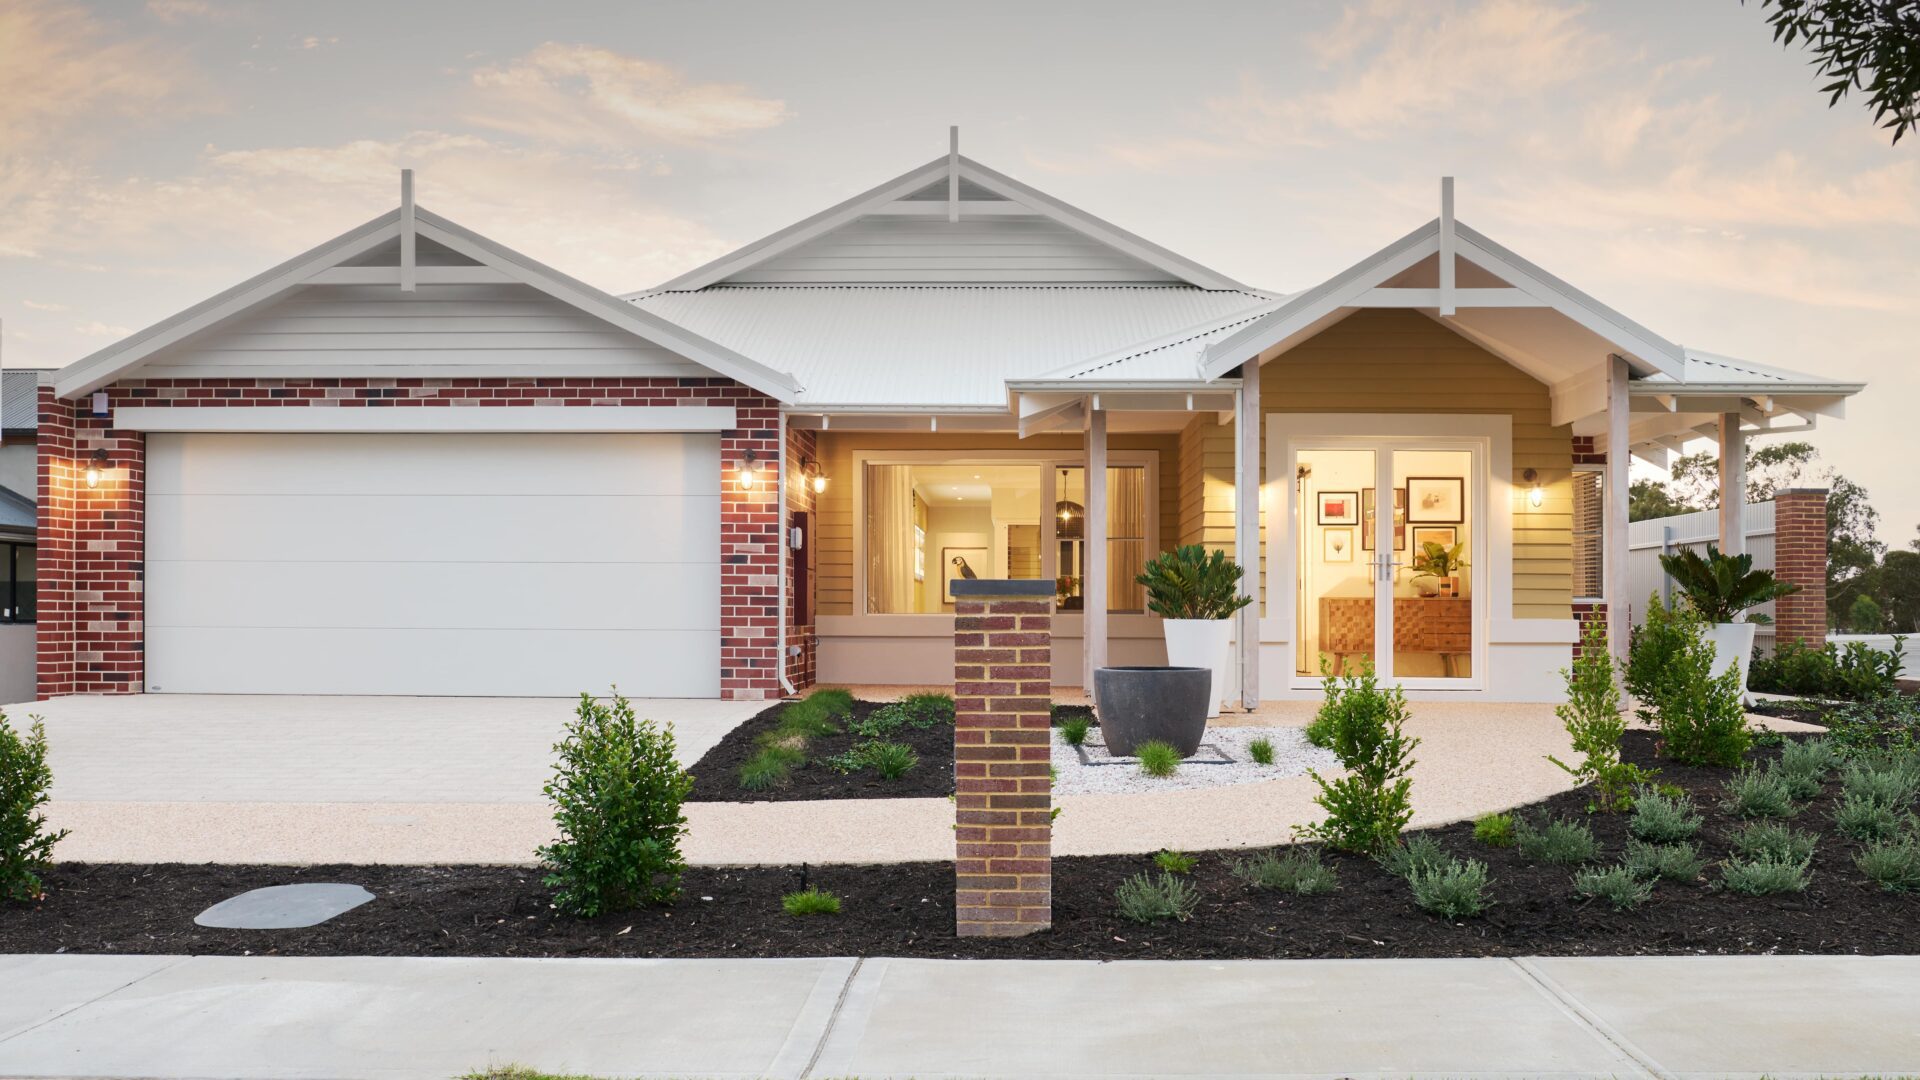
[1,369,47,433]
[0,485,32,536]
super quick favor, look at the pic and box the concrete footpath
[5,954,1920,1079]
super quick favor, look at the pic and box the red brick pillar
[1773,488,1829,648]
[952,579,1053,937]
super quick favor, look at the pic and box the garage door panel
[148,432,718,496]
[146,494,721,564]
[147,561,721,631]
[145,627,720,698]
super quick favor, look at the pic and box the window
[0,543,33,623]
[1572,468,1604,601]
[1053,465,1148,613]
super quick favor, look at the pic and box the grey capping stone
[948,578,1058,597]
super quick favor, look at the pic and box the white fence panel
[1627,500,1778,648]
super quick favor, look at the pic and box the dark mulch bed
[10,727,1920,960]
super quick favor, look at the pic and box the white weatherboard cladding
[145,432,720,697]
[724,216,1180,284]
[136,283,713,381]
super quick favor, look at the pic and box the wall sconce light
[1522,468,1544,509]
[84,448,109,489]
[738,448,759,490]
[800,456,827,494]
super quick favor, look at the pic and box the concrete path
[4,953,1917,1079]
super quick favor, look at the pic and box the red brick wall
[1571,435,1605,466]
[1571,600,1608,661]
[37,376,790,701]
[1772,488,1829,648]
[952,582,1053,937]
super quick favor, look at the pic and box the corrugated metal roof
[1046,298,1289,382]
[1,369,45,432]
[1651,349,1856,388]
[0,486,32,533]
[630,285,1273,406]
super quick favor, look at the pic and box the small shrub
[0,713,66,903]
[1855,833,1920,892]
[1547,619,1652,811]
[1229,848,1340,895]
[1407,857,1492,918]
[1153,849,1197,875]
[1380,833,1449,879]
[1718,853,1812,895]
[1515,815,1601,866]
[782,887,841,916]
[1473,812,1516,848]
[1624,839,1707,883]
[1115,871,1200,923]
[1625,591,1695,717]
[775,703,843,741]
[825,739,918,779]
[1833,791,1909,841]
[1136,544,1253,621]
[851,692,953,739]
[1628,787,1703,843]
[1300,661,1420,856]
[1839,754,1920,808]
[1720,767,1798,820]
[1136,740,1181,778]
[1248,737,1276,765]
[1729,821,1818,864]
[1634,597,1751,767]
[1059,715,1093,747]
[1574,864,1654,911]
[541,691,693,916]
[738,745,801,791]
[1750,636,1906,701]
[1775,737,1840,799]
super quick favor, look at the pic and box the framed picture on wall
[1323,528,1355,562]
[1407,477,1464,523]
[1411,525,1458,554]
[942,546,989,603]
[1318,491,1359,525]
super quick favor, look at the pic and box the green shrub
[1136,740,1181,778]
[1624,839,1706,883]
[1135,544,1253,621]
[738,744,803,791]
[1472,813,1516,848]
[1574,863,1654,911]
[1720,767,1799,820]
[1407,857,1492,918]
[1247,737,1275,765]
[1059,715,1093,747]
[1833,791,1909,841]
[0,713,65,903]
[1718,853,1812,895]
[1300,661,1420,856]
[1775,737,1840,799]
[1840,754,1920,807]
[1658,544,1799,625]
[1229,848,1340,894]
[1641,600,1751,767]
[1515,815,1601,865]
[540,691,693,916]
[1626,591,1696,717]
[781,887,841,916]
[1380,833,1449,879]
[1628,787,1703,843]
[1749,636,1907,701]
[775,704,843,741]
[1153,849,1197,875]
[1115,871,1200,923]
[1547,619,1652,811]
[1855,832,1920,891]
[825,739,919,779]
[852,693,953,739]
[1730,820,1818,863]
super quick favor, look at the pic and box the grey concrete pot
[1093,666,1212,757]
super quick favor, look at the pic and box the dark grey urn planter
[1093,666,1212,757]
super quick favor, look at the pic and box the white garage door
[145,432,721,697]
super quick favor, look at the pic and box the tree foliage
[1750,0,1920,145]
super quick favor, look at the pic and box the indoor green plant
[1410,540,1469,597]
[1658,544,1800,699]
[1136,544,1253,718]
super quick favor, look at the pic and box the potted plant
[1410,540,1469,598]
[1657,545,1800,700]
[1135,545,1253,717]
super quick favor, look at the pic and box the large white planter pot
[1707,621,1758,702]
[1162,618,1233,718]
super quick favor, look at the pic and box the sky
[2,0,1915,544]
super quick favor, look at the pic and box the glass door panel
[1392,448,1474,681]
[1054,465,1149,613]
[1296,448,1378,678]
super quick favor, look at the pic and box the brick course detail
[37,376,792,701]
[952,583,1053,937]
[1772,488,1829,648]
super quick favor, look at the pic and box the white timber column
[1083,405,1109,698]
[1717,412,1746,557]
[1605,355,1631,665]
[1235,361,1262,709]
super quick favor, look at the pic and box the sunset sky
[3,0,1914,543]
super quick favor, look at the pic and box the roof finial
[399,168,417,293]
[948,126,960,223]
[1438,176,1455,317]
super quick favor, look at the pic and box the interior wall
[921,503,992,612]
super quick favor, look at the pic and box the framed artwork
[1392,487,1408,550]
[1361,488,1408,551]
[1411,525,1458,554]
[942,546,989,603]
[1318,490,1359,525]
[1406,476,1464,523]
[1323,528,1354,562]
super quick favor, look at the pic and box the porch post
[1717,412,1746,557]
[1235,362,1261,708]
[1604,355,1631,666]
[1083,406,1108,695]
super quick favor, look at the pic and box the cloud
[73,321,132,338]
[21,299,68,312]
[0,0,207,154]
[467,44,788,147]
[144,0,222,22]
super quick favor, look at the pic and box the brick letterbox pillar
[951,578,1054,937]
[1773,488,1830,648]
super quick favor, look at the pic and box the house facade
[36,141,1864,703]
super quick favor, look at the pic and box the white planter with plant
[1136,545,1254,718]
[1657,545,1801,701]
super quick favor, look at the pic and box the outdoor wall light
[84,448,109,489]
[738,448,760,490]
[1523,468,1544,509]
[801,456,827,494]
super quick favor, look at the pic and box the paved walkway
[3,953,1916,1078]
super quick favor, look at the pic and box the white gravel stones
[1050,724,1338,796]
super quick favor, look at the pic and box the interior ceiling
[911,464,1042,506]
